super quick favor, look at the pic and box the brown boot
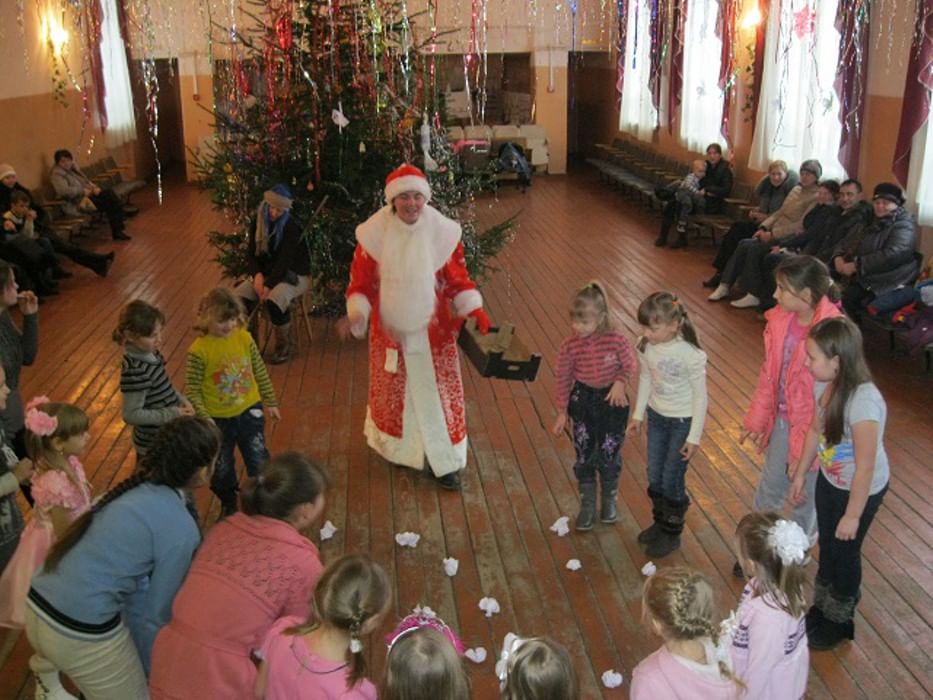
[270,322,291,364]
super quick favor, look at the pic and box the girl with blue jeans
[628,292,708,558]
[185,288,280,516]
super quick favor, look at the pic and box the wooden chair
[251,288,314,357]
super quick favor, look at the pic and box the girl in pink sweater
[631,567,742,699]
[732,512,810,699]
[256,555,390,699]
[737,256,842,576]
[551,282,636,531]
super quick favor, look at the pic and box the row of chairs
[587,138,754,245]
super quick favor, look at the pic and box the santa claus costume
[346,165,489,487]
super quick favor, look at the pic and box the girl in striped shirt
[551,282,637,531]
[114,300,194,457]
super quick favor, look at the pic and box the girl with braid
[150,453,328,699]
[256,555,390,699]
[631,567,742,699]
[23,417,220,700]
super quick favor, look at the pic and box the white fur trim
[453,289,483,317]
[346,293,371,323]
[385,175,432,203]
[363,333,467,476]
[355,205,460,271]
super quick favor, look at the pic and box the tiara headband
[385,606,465,656]
[24,396,57,437]
[767,519,809,566]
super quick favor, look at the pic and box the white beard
[379,215,438,338]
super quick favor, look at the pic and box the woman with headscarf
[235,185,311,364]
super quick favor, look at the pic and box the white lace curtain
[619,1,658,141]
[679,0,725,151]
[100,0,136,147]
[748,0,846,178]
[906,120,933,225]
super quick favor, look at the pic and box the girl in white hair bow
[496,632,579,699]
[732,512,810,700]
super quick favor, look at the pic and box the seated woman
[50,149,129,241]
[707,160,821,297]
[655,143,734,249]
[149,453,327,700]
[0,164,114,277]
[710,180,841,309]
[235,185,311,364]
[831,182,919,323]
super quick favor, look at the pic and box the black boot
[600,476,619,524]
[669,224,689,249]
[645,496,689,558]
[637,488,665,544]
[808,580,857,650]
[809,617,855,651]
[218,491,238,518]
[702,272,722,289]
[576,481,597,531]
[436,470,462,490]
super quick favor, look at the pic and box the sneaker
[437,471,462,490]
[707,284,730,301]
[702,273,722,289]
[730,293,760,309]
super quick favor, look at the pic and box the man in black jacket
[832,182,919,322]
[656,143,734,249]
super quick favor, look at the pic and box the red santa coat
[346,204,482,476]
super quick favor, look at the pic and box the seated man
[831,182,919,323]
[708,180,841,308]
[656,143,734,249]
[756,178,872,312]
[705,159,820,288]
[0,163,114,277]
[50,149,130,241]
[2,190,64,296]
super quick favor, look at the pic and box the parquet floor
[0,167,930,699]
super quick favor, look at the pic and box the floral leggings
[568,381,629,485]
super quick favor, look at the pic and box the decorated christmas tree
[194,0,515,311]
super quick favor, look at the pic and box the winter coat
[777,204,842,262]
[760,183,819,239]
[244,215,311,287]
[753,171,799,216]
[743,296,843,467]
[833,207,919,295]
[700,159,734,214]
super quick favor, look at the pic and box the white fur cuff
[347,293,372,323]
[385,175,432,203]
[453,289,483,317]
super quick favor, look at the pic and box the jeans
[211,402,269,500]
[567,382,629,486]
[646,407,692,501]
[713,220,758,271]
[751,418,818,539]
[815,470,887,605]
[24,606,148,700]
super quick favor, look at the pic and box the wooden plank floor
[1,168,930,699]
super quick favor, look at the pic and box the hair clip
[767,519,809,566]
[385,605,465,655]
[25,397,57,437]
[495,632,527,687]
[349,637,364,653]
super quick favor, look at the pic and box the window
[100,0,136,147]
[906,120,933,226]
[679,0,725,151]
[748,0,846,178]
[619,1,657,140]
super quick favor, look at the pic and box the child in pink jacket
[737,255,842,575]
[732,512,810,699]
[631,567,741,700]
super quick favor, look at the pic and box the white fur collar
[355,204,461,271]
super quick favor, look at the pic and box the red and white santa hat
[385,163,432,204]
